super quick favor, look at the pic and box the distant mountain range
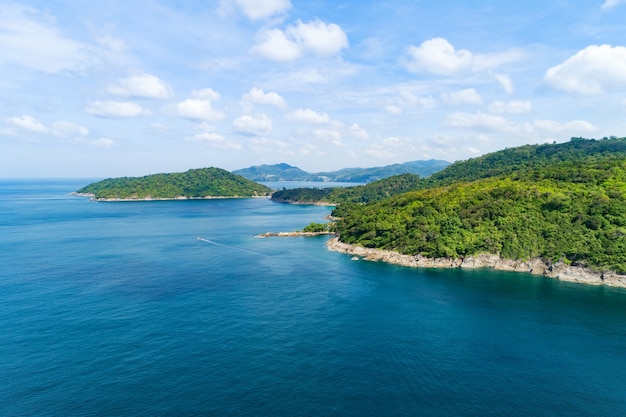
[232,160,450,183]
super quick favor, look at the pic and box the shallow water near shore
[2,179,626,416]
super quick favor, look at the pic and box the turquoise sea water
[2,179,626,416]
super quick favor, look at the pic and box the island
[75,167,273,200]
[291,136,626,287]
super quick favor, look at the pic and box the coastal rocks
[255,231,335,238]
[326,237,626,288]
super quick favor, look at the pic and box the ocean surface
[2,179,626,417]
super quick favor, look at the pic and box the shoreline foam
[326,237,626,288]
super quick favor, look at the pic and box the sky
[1,0,626,178]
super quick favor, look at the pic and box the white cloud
[533,119,598,134]
[185,132,242,150]
[7,115,47,132]
[52,121,89,138]
[405,38,473,75]
[494,73,515,94]
[290,108,330,124]
[602,0,626,9]
[440,88,483,106]
[85,101,149,118]
[225,0,291,20]
[107,72,173,100]
[314,129,342,141]
[242,88,286,109]
[251,29,302,61]
[444,112,518,132]
[543,45,626,95]
[385,105,403,114]
[252,20,348,62]
[192,88,221,101]
[350,124,370,140]
[487,100,532,114]
[405,37,523,76]
[0,4,91,73]
[176,99,224,121]
[233,114,273,136]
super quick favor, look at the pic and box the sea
[2,179,626,416]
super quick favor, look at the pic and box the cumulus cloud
[487,100,532,114]
[86,101,149,118]
[233,114,273,136]
[52,121,89,138]
[349,124,370,140]
[405,38,473,75]
[242,88,286,109]
[107,72,173,99]
[444,112,518,132]
[224,0,291,20]
[192,88,221,101]
[314,129,342,144]
[543,45,626,94]
[176,99,224,121]
[405,37,523,76]
[290,108,330,124]
[0,4,91,73]
[7,115,47,132]
[252,20,348,62]
[440,88,483,106]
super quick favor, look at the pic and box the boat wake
[197,236,264,256]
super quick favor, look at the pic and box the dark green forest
[331,137,626,273]
[77,167,273,199]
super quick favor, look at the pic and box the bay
[1,179,626,416]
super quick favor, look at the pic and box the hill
[330,137,626,276]
[232,159,449,182]
[76,167,273,200]
[271,173,422,205]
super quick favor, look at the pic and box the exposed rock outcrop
[326,237,626,288]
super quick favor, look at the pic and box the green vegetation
[302,222,331,233]
[271,173,422,205]
[233,159,449,182]
[77,167,273,199]
[331,137,626,273]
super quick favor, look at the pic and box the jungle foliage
[77,167,273,199]
[332,137,626,273]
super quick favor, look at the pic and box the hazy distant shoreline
[71,192,269,201]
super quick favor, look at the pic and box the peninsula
[320,137,626,287]
[76,167,273,200]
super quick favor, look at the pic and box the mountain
[232,163,315,182]
[331,137,626,274]
[232,159,450,183]
[76,167,273,200]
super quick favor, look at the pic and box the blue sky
[1,0,626,177]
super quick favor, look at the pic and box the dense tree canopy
[332,137,626,273]
[77,168,273,199]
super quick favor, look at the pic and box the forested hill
[76,168,273,200]
[271,173,422,205]
[332,137,626,274]
[233,159,449,182]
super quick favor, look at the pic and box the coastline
[71,192,271,201]
[326,237,626,288]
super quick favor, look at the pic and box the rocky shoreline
[255,231,335,238]
[326,237,626,288]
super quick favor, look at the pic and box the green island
[281,137,626,285]
[76,167,273,200]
